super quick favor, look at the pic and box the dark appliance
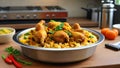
[81,7,101,23]
[0,6,68,29]
[81,7,92,20]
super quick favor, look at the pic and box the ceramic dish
[113,24,120,35]
[0,27,15,43]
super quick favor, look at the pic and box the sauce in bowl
[0,28,13,35]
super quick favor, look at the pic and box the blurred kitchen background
[0,0,100,17]
[0,0,119,29]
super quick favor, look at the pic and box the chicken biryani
[19,20,98,48]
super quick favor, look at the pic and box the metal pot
[13,28,104,63]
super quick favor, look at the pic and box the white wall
[0,0,100,17]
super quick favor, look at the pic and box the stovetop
[0,6,67,20]
[45,6,65,11]
[0,6,68,29]
[0,6,66,12]
[0,6,42,11]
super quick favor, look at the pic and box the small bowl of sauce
[0,27,15,43]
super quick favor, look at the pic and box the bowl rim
[0,27,15,36]
[13,27,104,51]
[113,24,120,29]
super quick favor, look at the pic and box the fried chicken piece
[35,20,46,31]
[71,31,85,42]
[48,21,61,29]
[73,23,83,33]
[73,23,81,30]
[33,20,47,45]
[34,30,47,45]
[53,30,69,43]
[63,22,72,30]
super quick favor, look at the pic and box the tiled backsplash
[0,0,100,17]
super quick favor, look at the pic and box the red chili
[1,55,12,64]
[8,55,22,68]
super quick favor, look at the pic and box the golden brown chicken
[63,22,72,30]
[33,20,47,45]
[53,30,69,43]
[48,21,61,29]
[71,31,85,42]
[35,20,46,31]
[34,30,47,45]
[73,23,81,30]
[72,23,83,33]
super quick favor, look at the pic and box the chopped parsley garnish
[89,35,94,38]
[55,23,64,31]
[65,30,72,37]
[48,30,54,34]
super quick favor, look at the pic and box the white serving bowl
[0,27,15,43]
[13,28,104,63]
[113,24,120,35]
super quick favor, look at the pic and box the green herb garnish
[65,30,72,37]
[24,36,27,39]
[48,30,54,34]
[5,46,32,65]
[15,57,32,65]
[55,23,64,31]
[23,32,30,39]
[50,20,56,22]
[24,32,30,36]
[5,46,21,56]
[89,35,94,38]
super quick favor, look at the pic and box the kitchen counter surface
[0,27,120,68]
[67,17,98,27]
[0,17,98,29]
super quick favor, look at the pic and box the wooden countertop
[67,17,98,27]
[0,27,120,68]
[0,17,98,29]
